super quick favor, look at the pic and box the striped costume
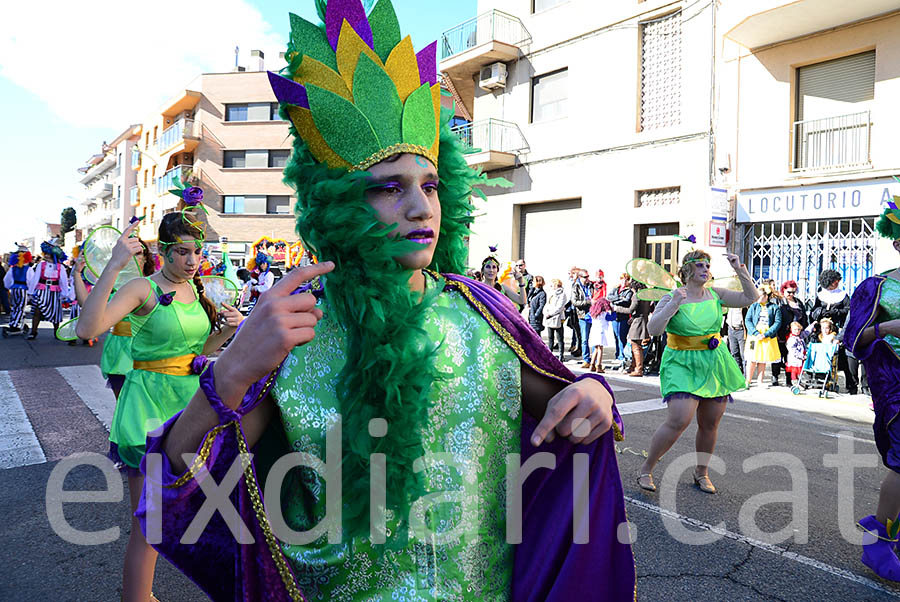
[30,261,69,326]
[3,264,32,329]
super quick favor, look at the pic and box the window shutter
[797,51,875,121]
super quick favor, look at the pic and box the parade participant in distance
[139,1,634,599]
[845,198,900,581]
[27,238,69,340]
[76,190,243,602]
[2,244,33,336]
[247,251,274,312]
[636,250,757,494]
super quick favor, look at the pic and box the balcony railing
[792,111,871,172]
[452,119,530,155]
[440,10,530,61]
[157,118,195,153]
[156,165,190,196]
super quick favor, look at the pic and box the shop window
[531,68,568,123]
[640,11,682,131]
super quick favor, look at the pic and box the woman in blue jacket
[744,289,782,387]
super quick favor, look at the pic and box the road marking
[618,398,665,415]
[725,413,769,423]
[56,365,115,431]
[0,371,46,469]
[608,383,632,393]
[625,496,900,598]
[819,432,876,445]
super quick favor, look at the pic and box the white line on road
[618,398,665,415]
[725,413,769,423]
[0,371,46,469]
[819,431,876,445]
[624,495,900,598]
[56,365,116,432]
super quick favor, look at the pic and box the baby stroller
[791,342,839,398]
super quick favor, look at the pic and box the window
[269,150,290,168]
[636,187,681,208]
[533,0,566,12]
[143,170,148,187]
[531,68,568,123]
[640,11,682,131]
[224,196,245,213]
[225,102,275,122]
[150,204,155,223]
[267,195,291,214]
[224,151,246,168]
[153,126,158,144]
[270,103,284,120]
[145,132,150,150]
[448,116,470,130]
[116,153,122,168]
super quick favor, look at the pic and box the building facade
[440,0,724,282]
[721,1,900,301]
[132,53,296,263]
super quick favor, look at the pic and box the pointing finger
[271,261,335,296]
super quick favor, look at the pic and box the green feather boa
[281,104,509,542]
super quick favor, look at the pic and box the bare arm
[501,282,526,306]
[855,319,900,350]
[71,259,90,306]
[712,253,757,308]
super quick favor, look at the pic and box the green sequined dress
[272,275,521,601]
[109,279,210,468]
[876,277,900,357]
[660,289,745,401]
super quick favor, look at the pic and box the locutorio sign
[736,177,900,223]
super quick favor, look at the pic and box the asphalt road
[1,321,898,600]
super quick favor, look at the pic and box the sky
[0,0,477,251]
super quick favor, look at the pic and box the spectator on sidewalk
[563,266,582,356]
[588,279,616,373]
[516,259,534,301]
[726,306,746,372]
[572,269,593,368]
[543,278,567,362]
[744,288,782,387]
[608,272,634,370]
[527,275,547,336]
[809,269,858,393]
[616,281,652,377]
[772,280,808,387]
[784,321,808,385]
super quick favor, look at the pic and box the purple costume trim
[137,273,635,601]
[845,275,900,471]
[663,392,733,404]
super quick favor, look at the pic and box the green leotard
[272,275,520,601]
[660,289,745,400]
[109,279,210,468]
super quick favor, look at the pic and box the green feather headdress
[268,0,441,171]
[876,179,900,240]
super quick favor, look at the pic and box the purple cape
[138,274,635,601]
[845,275,900,466]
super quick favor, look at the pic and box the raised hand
[670,287,688,306]
[109,221,143,271]
[724,252,743,272]
[213,261,335,402]
[218,303,244,329]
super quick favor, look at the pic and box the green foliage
[60,207,77,235]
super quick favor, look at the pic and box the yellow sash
[133,353,197,376]
[667,332,722,351]
[111,321,132,337]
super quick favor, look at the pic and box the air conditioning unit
[479,62,507,91]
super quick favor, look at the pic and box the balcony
[87,181,113,200]
[157,118,199,155]
[792,111,871,172]
[131,148,141,170]
[130,186,140,207]
[452,119,529,170]
[439,11,530,115]
[156,165,191,196]
[726,0,900,49]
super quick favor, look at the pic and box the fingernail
[531,436,540,446]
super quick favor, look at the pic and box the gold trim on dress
[666,332,722,351]
[111,320,132,337]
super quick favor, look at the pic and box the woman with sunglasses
[772,280,808,387]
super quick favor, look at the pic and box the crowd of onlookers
[469,260,868,396]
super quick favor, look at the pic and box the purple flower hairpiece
[489,244,498,253]
[707,337,720,350]
[157,291,175,306]
[182,187,204,206]
[687,234,697,244]
[129,215,140,225]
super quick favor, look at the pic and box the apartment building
[440,0,724,281]
[77,125,140,240]
[132,51,295,263]
[721,1,900,301]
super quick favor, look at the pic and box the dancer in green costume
[636,249,757,494]
[77,199,244,602]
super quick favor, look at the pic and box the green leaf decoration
[889,517,900,540]
[368,0,401,63]
[353,54,402,148]
[290,12,339,71]
[401,84,436,149]
[314,0,328,28]
[307,84,381,167]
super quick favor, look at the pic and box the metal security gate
[742,218,876,301]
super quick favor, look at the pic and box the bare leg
[876,471,900,526]
[695,399,728,477]
[122,473,158,602]
[757,363,767,385]
[639,396,699,481]
[745,362,757,385]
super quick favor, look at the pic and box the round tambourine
[199,276,240,311]
[55,317,79,342]
[83,225,143,291]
